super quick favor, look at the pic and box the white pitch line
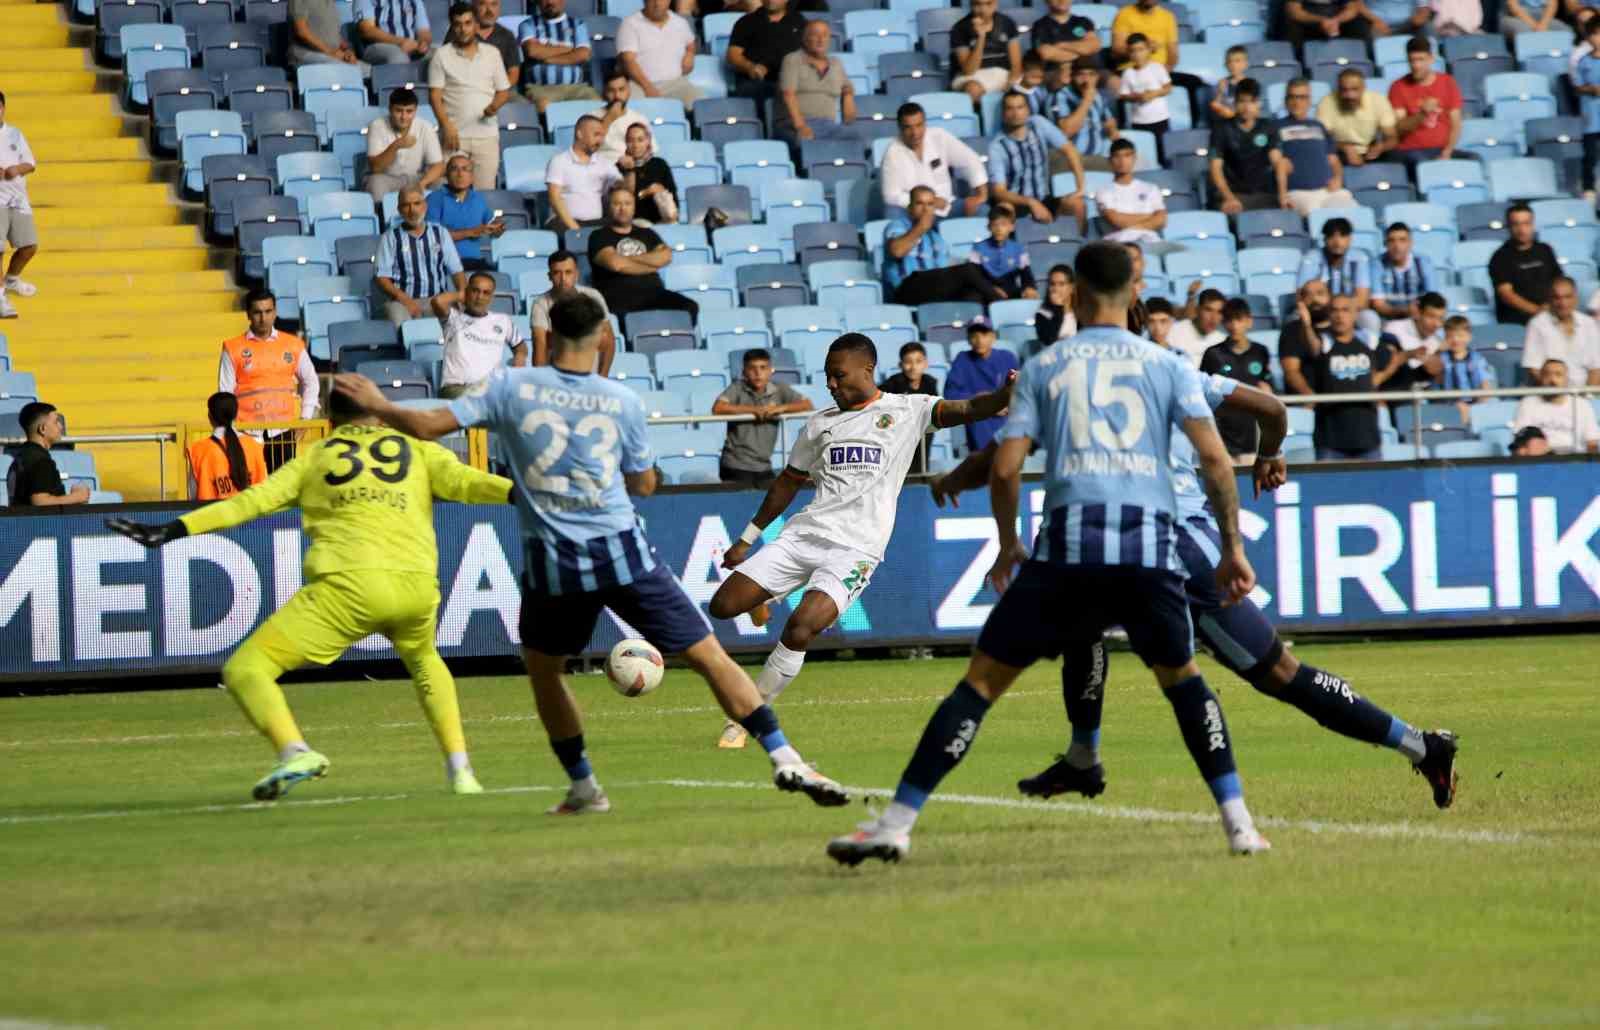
[0,777,1554,848]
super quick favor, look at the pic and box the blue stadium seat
[227,67,297,137]
[655,223,714,264]
[988,299,1037,334]
[479,190,531,233]
[1482,72,1557,120]
[808,260,882,307]
[1416,159,1489,207]
[656,350,731,393]
[1163,210,1235,255]
[627,309,697,357]
[502,144,559,192]
[662,263,739,309]
[1166,250,1240,296]
[299,275,366,359]
[658,140,722,191]
[1487,157,1563,202]
[99,0,164,62]
[1456,118,1520,163]
[908,91,981,137]
[609,351,656,392]
[328,319,401,366]
[262,235,336,320]
[371,62,427,109]
[693,97,763,147]
[277,151,347,215]
[177,109,247,195]
[491,229,562,280]
[198,23,268,95]
[1439,282,1494,320]
[686,184,755,226]
[637,390,691,418]
[253,109,321,166]
[53,451,100,490]
[296,63,369,137]
[793,221,863,268]
[327,107,383,183]
[1237,209,1310,250]
[0,371,40,403]
[938,216,989,262]
[148,68,216,155]
[700,308,774,355]
[759,179,830,238]
[714,224,790,268]
[737,263,809,310]
[724,140,794,196]
[880,51,941,98]
[844,9,916,61]
[308,191,381,245]
[704,11,742,57]
[844,304,917,348]
[497,101,544,149]
[633,97,692,145]
[772,304,844,351]
[235,194,301,280]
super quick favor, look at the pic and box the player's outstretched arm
[420,441,514,504]
[335,373,462,441]
[929,440,997,508]
[932,372,1017,429]
[1219,383,1290,498]
[1183,416,1256,605]
[107,460,309,547]
[722,467,806,569]
[987,436,1033,593]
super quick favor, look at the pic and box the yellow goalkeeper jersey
[181,423,512,580]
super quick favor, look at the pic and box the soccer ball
[606,639,664,697]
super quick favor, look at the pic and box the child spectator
[882,341,939,472]
[1208,45,1250,122]
[1436,315,1496,424]
[1145,295,1176,350]
[1200,297,1275,457]
[968,203,1037,299]
[712,348,812,485]
[1019,51,1050,114]
[1117,34,1172,140]
[945,318,1019,451]
[1574,18,1600,201]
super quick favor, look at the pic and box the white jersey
[441,308,524,387]
[782,391,941,561]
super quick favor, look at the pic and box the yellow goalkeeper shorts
[246,570,443,670]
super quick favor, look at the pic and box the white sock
[756,642,806,703]
[1218,797,1254,837]
[572,773,601,798]
[278,741,311,762]
[768,743,803,767]
[1065,741,1099,770]
[879,801,920,832]
[1398,726,1428,764]
[446,751,471,776]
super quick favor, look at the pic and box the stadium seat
[262,235,336,320]
[479,190,531,233]
[656,350,731,393]
[1439,282,1495,321]
[693,97,763,147]
[1163,210,1235,256]
[1165,250,1240,296]
[700,308,774,355]
[793,221,864,268]
[844,9,917,61]
[203,153,273,238]
[773,304,844,351]
[737,263,809,310]
[662,264,740,309]
[53,451,100,490]
[502,144,559,192]
[686,184,755,227]
[917,301,984,342]
[177,109,247,195]
[1455,118,1520,163]
[608,351,656,392]
[802,139,872,190]
[659,141,722,191]
[277,151,346,215]
[725,141,795,197]
[1237,209,1311,250]
[235,194,302,280]
[808,260,883,307]
[198,22,268,93]
[308,191,381,245]
[907,91,982,138]
[324,107,380,183]
[0,371,40,403]
[655,223,715,265]
[99,0,164,62]
[252,108,320,164]
[1416,159,1489,208]
[496,101,544,149]
[328,320,401,366]
[1486,157,1563,202]
[627,309,697,357]
[637,390,691,418]
[844,304,918,348]
[148,68,216,155]
[491,229,561,280]
[400,317,444,349]
[880,51,942,98]
[714,224,790,269]
[299,276,365,359]
[1482,72,1557,121]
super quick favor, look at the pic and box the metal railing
[0,432,178,498]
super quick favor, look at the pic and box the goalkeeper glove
[105,518,189,549]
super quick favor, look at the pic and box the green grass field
[4,635,1599,1030]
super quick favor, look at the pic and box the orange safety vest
[222,331,307,424]
[188,432,269,500]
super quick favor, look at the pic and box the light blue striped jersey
[999,324,1214,570]
[1170,372,1238,524]
[450,365,657,593]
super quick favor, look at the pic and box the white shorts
[951,67,1012,94]
[735,531,877,617]
[0,207,38,249]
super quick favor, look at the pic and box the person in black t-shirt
[1278,278,1330,396]
[950,0,1024,104]
[881,341,940,472]
[1488,202,1562,327]
[586,184,698,323]
[1208,78,1286,213]
[1302,294,1401,460]
[1201,298,1274,458]
[726,0,811,111]
[619,122,679,225]
[5,401,90,507]
[1030,0,1100,64]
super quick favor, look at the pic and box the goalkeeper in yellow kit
[108,384,512,801]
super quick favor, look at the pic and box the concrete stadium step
[26,249,216,275]
[47,386,223,415]
[30,183,174,209]
[17,269,233,294]
[33,205,184,229]
[3,5,75,25]
[17,71,101,94]
[32,162,158,187]
[26,354,218,380]
[31,137,145,162]
[0,48,89,71]
[8,290,239,317]
[0,93,119,119]
[9,314,243,344]
[5,26,72,47]
[20,115,128,140]
[36,225,202,251]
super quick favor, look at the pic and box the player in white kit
[708,333,1016,747]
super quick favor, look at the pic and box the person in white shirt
[530,249,617,371]
[439,271,527,396]
[1092,136,1182,256]
[1380,290,1446,390]
[1513,359,1600,453]
[880,102,990,216]
[590,68,650,165]
[616,0,702,105]
[364,88,447,201]
[0,91,39,319]
[543,115,623,230]
[706,332,1014,748]
[1117,34,1172,136]
[428,3,512,193]
[1167,285,1226,365]
[1522,275,1600,387]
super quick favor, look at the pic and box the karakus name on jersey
[828,444,883,468]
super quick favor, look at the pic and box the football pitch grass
[3,635,1598,1030]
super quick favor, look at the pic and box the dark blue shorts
[978,561,1195,670]
[519,563,714,657]
[1176,516,1279,675]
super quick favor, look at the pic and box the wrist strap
[739,522,762,546]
